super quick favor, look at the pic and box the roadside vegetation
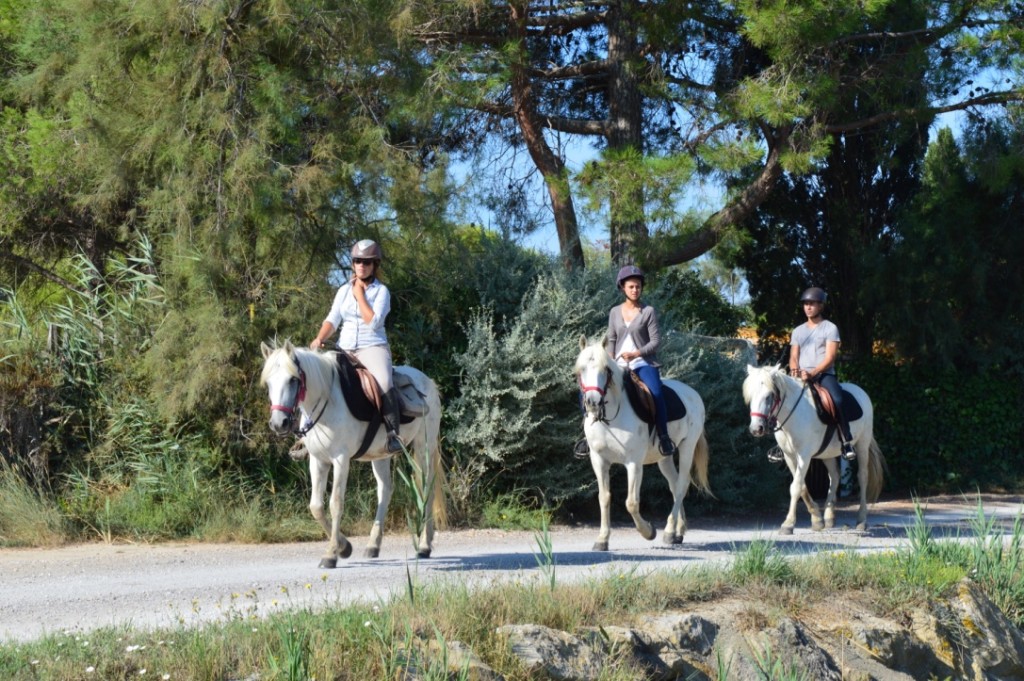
[1,498,1020,680]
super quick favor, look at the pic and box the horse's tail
[866,438,886,503]
[689,430,714,498]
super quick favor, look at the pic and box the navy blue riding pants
[634,365,670,439]
[817,373,852,442]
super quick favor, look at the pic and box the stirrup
[573,438,590,459]
[841,441,856,461]
[658,435,677,457]
[766,446,785,464]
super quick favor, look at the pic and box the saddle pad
[623,372,687,425]
[334,354,415,425]
[810,386,864,424]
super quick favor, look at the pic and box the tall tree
[732,1,934,357]
[399,0,1024,270]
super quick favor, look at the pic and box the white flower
[86,667,95,674]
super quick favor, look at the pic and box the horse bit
[579,367,620,424]
[750,384,804,433]
[270,357,329,436]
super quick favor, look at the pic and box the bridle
[269,356,329,436]
[579,365,619,424]
[750,378,805,432]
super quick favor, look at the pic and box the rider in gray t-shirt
[789,287,855,461]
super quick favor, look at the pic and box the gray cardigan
[606,303,662,368]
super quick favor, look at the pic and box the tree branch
[824,90,1024,133]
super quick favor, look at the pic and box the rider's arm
[310,321,336,349]
[807,340,839,379]
[788,343,800,375]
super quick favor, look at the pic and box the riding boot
[839,419,856,461]
[381,388,405,453]
[658,431,678,458]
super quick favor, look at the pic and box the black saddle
[808,384,864,426]
[622,370,686,431]
[807,382,864,457]
[333,353,413,425]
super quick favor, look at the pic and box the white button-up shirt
[324,279,390,349]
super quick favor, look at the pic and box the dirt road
[2,494,1021,643]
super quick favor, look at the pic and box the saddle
[622,370,687,435]
[332,352,431,460]
[807,380,864,457]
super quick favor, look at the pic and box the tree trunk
[508,2,585,271]
[606,1,645,266]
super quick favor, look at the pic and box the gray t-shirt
[791,320,840,375]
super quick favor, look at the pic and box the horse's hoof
[672,534,684,545]
[779,526,794,536]
[416,548,432,559]
[318,557,338,569]
[363,547,379,559]
[641,527,656,542]
[811,521,824,532]
[662,532,674,546]
[856,522,868,532]
[339,540,353,559]
[592,541,609,551]
[824,520,835,530]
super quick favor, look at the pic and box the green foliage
[843,357,1024,493]
[729,538,795,585]
[0,462,65,547]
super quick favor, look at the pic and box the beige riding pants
[350,344,393,392]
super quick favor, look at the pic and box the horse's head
[742,364,786,437]
[575,334,618,416]
[260,340,305,436]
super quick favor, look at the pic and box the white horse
[743,364,885,534]
[574,335,711,551]
[260,340,446,567]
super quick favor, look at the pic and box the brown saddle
[809,382,838,423]
[345,351,383,413]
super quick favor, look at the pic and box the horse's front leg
[591,456,613,551]
[625,459,656,542]
[657,454,684,545]
[781,455,812,535]
[364,458,392,559]
[319,457,353,569]
[308,456,331,537]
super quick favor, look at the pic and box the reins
[579,366,621,424]
[270,356,333,436]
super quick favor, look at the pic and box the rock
[496,623,605,680]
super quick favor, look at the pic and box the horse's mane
[741,364,795,405]
[260,340,336,395]
[575,339,623,383]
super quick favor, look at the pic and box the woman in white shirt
[310,239,403,453]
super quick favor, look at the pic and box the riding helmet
[351,239,383,262]
[800,287,827,303]
[616,265,645,289]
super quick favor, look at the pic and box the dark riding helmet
[616,265,645,289]
[800,287,827,303]
[351,239,383,262]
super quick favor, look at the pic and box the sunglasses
[353,258,376,266]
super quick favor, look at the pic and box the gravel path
[2,494,1022,643]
